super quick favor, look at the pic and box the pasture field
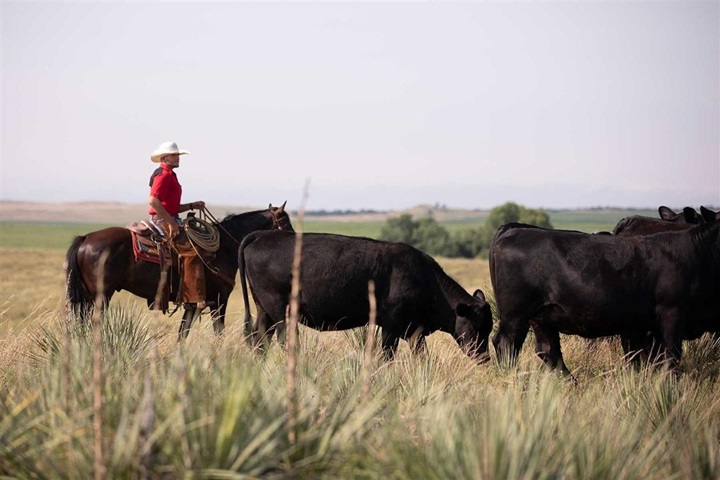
[304,220,386,238]
[1,216,719,478]
[0,205,654,250]
[307,208,659,235]
[547,208,658,232]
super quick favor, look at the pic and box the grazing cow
[490,222,720,374]
[239,230,493,362]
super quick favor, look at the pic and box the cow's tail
[488,224,519,324]
[65,235,92,320]
[238,231,261,345]
[488,233,499,296]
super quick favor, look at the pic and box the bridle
[269,203,289,231]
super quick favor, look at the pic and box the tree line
[379,202,552,258]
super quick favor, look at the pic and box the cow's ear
[472,289,486,303]
[700,206,719,223]
[658,206,677,220]
[683,207,702,224]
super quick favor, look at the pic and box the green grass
[302,221,386,238]
[0,209,656,252]
[548,208,658,233]
[0,222,116,250]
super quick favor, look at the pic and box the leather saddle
[126,220,171,264]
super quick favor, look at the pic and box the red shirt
[148,163,182,216]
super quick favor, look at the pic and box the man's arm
[178,201,205,213]
[149,195,179,237]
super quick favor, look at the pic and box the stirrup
[183,301,208,311]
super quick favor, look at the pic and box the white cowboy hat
[150,141,191,163]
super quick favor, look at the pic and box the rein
[198,206,243,247]
[200,205,287,245]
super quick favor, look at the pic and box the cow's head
[454,289,493,364]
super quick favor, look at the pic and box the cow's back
[613,216,695,236]
[491,223,720,338]
[491,226,661,337]
[242,231,446,331]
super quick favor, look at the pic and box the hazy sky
[2,1,718,211]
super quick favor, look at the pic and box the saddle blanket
[126,220,167,264]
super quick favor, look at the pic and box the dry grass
[2,309,718,478]
[2,241,719,478]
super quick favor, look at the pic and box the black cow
[239,230,493,362]
[490,222,720,374]
[614,206,719,362]
[612,205,704,236]
[701,206,720,223]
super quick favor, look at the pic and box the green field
[548,208,658,232]
[0,222,117,250]
[303,220,387,238]
[0,208,658,251]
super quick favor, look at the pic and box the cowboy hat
[150,141,191,163]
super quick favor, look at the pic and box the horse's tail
[239,231,262,344]
[65,235,92,319]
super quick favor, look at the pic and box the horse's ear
[268,203,273,209]
[279,201,287,212]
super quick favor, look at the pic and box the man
[148,141,207,309]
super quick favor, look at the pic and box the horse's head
[269,201,294,232]
[217,202,294,251]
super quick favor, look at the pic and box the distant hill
[0,201,259,225]
[0,201,492,225]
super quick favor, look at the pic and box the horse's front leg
[178,305,198,341]
[211,300,227,336]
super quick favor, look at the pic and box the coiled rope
[184,213,220,252]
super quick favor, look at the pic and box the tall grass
[1,305,719,478]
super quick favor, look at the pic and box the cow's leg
[252,307,274,351]
[177,305,198,341]
[275,321,298,349]
[409,333,427,356]
[493,318,531,368]
[530,321,571,376]
[644,334,666,366]
[659,307,684,370]
[621,333,651,367]
[381,329,400,360]
[275,321,287,346]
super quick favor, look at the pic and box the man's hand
[190,201,206,210]
[165,220,180,238]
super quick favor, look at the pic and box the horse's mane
[220,208,268,224]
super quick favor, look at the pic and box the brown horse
[65,203,293,339]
